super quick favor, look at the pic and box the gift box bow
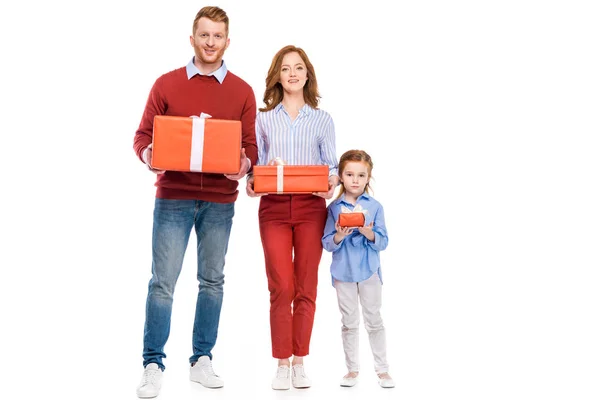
[340,204,368,215]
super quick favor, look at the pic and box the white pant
[334,273,388,373]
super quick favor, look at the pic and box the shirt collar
[335,192,371,207]
[186,57,228,83]
[274,103,313,116]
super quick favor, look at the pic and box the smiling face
[340,161,371,200]
[190,17,230,72]
[279,51,308,94]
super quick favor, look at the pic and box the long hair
[335,150,374,200]
[193,6,229,35]
[259,45,320,112]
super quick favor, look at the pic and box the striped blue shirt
[322,193,389,286]
[255,103,338,175]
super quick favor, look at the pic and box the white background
[1,0,599,399]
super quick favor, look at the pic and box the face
[279,51,308,94]
[190,17,230,68]
[340,161,370,198]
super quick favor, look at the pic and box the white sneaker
[190,355,224,388]
[271,365,291,390]
[136,363,162,398]
[378,372,395,388]
[291,364,311,388]
[340,372,358,387]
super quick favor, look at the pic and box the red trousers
[259,194,327,358]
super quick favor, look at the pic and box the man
[133,6,257,398]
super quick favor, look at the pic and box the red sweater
[133,67,257,202]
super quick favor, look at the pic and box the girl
[322,149,395,388]
[246,45,339,390]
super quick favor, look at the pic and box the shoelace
[141,369,160,386]
[293,365,307,378]
[200,360,219,377]
[276,366,289,379]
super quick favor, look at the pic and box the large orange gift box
[338,213,365,227]
[253,165,329,193]
[151,115,241,174]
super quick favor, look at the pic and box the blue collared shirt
[322,193,389,285]
[255,103,338,175]
[185,57,228,83]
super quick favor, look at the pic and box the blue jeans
[142,198,234,370]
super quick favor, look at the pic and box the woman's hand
[313,175,339,199]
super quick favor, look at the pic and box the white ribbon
[277,165,284,193]
[189,114,211,172]
[270,157,285,166]
[341,204,368,215]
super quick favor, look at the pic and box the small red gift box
[253,165,329,193]
[338,212,366,227]
[151,115,241,173]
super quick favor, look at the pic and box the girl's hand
[357,222,375,242]
[333,221,353,244]
[335,221,354,236]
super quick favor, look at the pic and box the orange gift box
[253,165,329,193]
[151,115,241,173]
[338,212,365,227]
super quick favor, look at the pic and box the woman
[247,45,339,390]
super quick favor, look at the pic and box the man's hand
[313,175,339,199]
[143,144,165,174]
[225,148,251,181]
[246,175,267,197]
